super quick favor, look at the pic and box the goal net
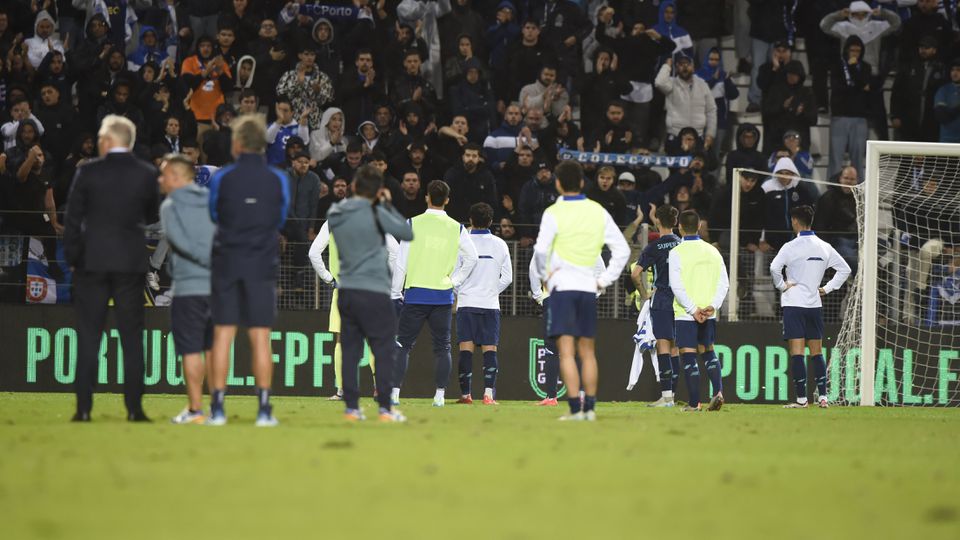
[728,142,960,407]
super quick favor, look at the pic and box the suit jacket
[64,151,159,273]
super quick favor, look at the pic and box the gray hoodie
[160,183,216,297]
[328,198,413,295]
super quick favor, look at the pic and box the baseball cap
[675,53,693,64]
[618,172,636,183]
[293,150,311,161]
[536,161,550,171]
[783,130,801,141]
[285,136,305,148]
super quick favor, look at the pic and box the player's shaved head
[678,209,700,235]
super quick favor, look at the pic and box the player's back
[406,211,462,291]
[639,233,681,309]
[669,238,726,318]
[774,232,844,308]
[457,231,511,310]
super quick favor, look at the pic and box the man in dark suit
[64,115,159,422]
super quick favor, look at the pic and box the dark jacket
[587,183,628,226]
[676,0,726,39]
[518,176,559,235]
[285,168,321,234]
[725,123,767,186]
[208,153,290,280]
[898,10,954,67]
[748,0,796,43]
[337,69,386,134]
[761,176,819,249]
[830,35,872,118]
[444,162,499,223]
[595,19,676,85]
[64,152,159,272]
[449,75,497,141]
[762,61,818,152]
[708,180,766,246]
[328,198,414,295]
[814,185,857,241]
[891,57,947,143]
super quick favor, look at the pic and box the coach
[64,115,159,422]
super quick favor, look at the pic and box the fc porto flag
[558,150,692,169]
[25,238,56,304]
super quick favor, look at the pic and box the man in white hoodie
[25,11,64,68]
[820,1,901,77]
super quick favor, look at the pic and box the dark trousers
[394,303,452,390]
[74,271,146,415]
[338,289,397,410]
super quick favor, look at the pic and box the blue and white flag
[559,150,692,169]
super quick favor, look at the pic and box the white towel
[628,299,659,390]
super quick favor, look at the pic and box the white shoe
[818,397,829,409]
[558,411,586,421]
[432,396,445,407]
[648,397,675,408]
[171,408,205,425]
[255,412,279,427]
[584,410,597,421]
[205,412,227,426]
[146,270,160,291]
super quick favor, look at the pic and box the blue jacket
[934,82,960,143]
[160,183,215,297]
[208,153,290,280]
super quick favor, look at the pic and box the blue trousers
[394,303,453,390]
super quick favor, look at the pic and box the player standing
[769,206,851,408]
[455,203,513,405]
[392,180,479,407]
[531,161,630,421]
[530,259,560,406]
[632,204,682,407]
[668,210,729,412]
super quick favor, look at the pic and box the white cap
[618,172,636,183]
[773,157,800,176]
[849,1,871,13]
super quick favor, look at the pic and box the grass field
[1,393,958,539]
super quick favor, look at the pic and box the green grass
[1,393,958,539]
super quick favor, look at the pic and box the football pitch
[1,393,958,539]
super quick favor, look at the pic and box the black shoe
[736,58,752,75]
[745,103,761,114]
[71,411,91,422]
[127,411,152,422]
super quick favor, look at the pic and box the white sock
[390,388,400,400]
[484,388,494,398]
[662,390,674,399]
[434,389,445,400]
[797,397,809,405]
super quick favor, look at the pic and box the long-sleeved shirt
[769,230,852,308]
[1,115,45,150]
[391,208,479,302]
[309,220,400,285]
[668,235,729,321]
[266,121,309,166]
[531,195,630,294]
[327,198,413,295]
[654,63,717,138]
[455,229,513,310]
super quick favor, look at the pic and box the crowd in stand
[0,0,959,287]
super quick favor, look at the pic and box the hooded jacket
[160,183,215,297]
[813,184,857,239]
[443,161,499,223]
[830,35,872,118]
[327,197,413,295]
[309,107,349,162]
[891,54,946,143]
[234,55,257,90]
[485,1,520,70]
[723,124,765,186]
[820,4,900,76]
[357,121,380,152]
[696,47,740,129]
[676,0,726,39]
[748,0,796,43]
[440,0,486,65]
[654,1,693,60]
[126,25,168,70]
[518,175,559,236]
[762,60,817,151]
[655,61,718,138]
[312,18,342,84]
[762,158,820,249]
[25,11,65,68]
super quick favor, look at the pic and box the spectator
[440,0,487,67]
[828,35,871,180]
[746,0,796,113]
[33,81,74,165]
[96,81,147,149]
[221,0,260,45]
[310,18,342,85]
[444,142,499,222]
[496,217,518,241]
[814,166,859,275]
[518,162,559,242]
[899,0,954,66]
[330,140,368,181]
[228,55,257,102]
[653,1,694,63]
[390,140,443,184]
[706,169,766,251]
[337,49,385,134]
[580,46,631,140]
[34,49,73,101]
[617,172,643,220]
[934,59,960,143]
[396,170,428,219]
[587,101,634,153]
[762,60,817,153]
[357,121,381,155]
[236,88,259,115]
[539,105,580,164]
[506,20,555,100]
[587,165,629,225]
[529,0,591,92]
[384,23,429,83]
[202,104,235,167]
[444,34,485,89]
[309,107,348,163]
[391,50,439,126]
[449,58,497,141]
[724,123,766,186]
[275,47,333,130]
[156,115,182,154]
[485,1,520,103]
[762,157,820,249]
[397,0,452,98]
[484,104,525,173]
[891,35,947,143]
[127,26,168,71]
[3,120,61,244]
[283,150,321,283]
[435,115,474,163]
[520,64,569,126]
[500,145,537,209]
[696,47,739,154]
[768,130,815,179]
[181,35,232,130]
[655,56,717,152]
[266,97,310,167]
[676,0,726,62]
[755,40,793,101]
[24,10,63,69]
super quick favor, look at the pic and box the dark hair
[368,150,388,163]
[403,49,421,61]
[540,63,557,73]
[353,164,384,198]
[469,203,494,229]
[463,142,482,155]
[427,180,450,206]
[275,95,292,108]
[239,88,258,101]
[656,204,679,228]
[356,48,373,59]
[790,205,814,228]
[181,138,199,149]
[554,160,583,192]
[607,100,626,111]
[346,141,363,154]
[678,209,701,235]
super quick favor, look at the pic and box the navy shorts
[650,308,675,341]
[211,277,277,327]
[782,307,824,340]
[170,295,213,355]
[676,319,716,349]
[456,308,501,345]
[546,291,597,338]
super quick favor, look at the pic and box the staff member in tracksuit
[206,114,290,427]
[770,205,851,409]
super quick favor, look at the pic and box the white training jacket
[769,231,852,308]
[308,221,400,289]
[454,230,513,310]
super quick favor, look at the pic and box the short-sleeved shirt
[638,233,681,310]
